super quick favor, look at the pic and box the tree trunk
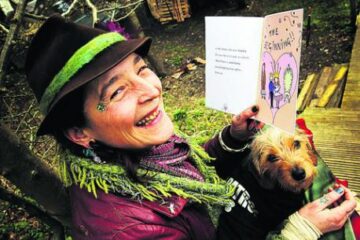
[0,0,26,86]
[0,124,71,226]
[124,4,168,77]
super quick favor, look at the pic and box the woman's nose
[135,78,160,104]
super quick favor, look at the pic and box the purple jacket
[69,126,244,239]
[70,186,215,239]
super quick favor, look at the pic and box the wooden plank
[296,73,319,112]
[326,65,347,108]
[317,65,348,107]
[301,108,360,118]
[310,66,339,106]
[302,116,360,121]
[301,116,360,122]
[303,120,360,129]
[341,91,360,96]
[176,0,184,22]
[158,3,189,12]
[313,66,334,97]
[342,100,360,110]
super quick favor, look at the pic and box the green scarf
[58,131,235,208]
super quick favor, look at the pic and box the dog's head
[250,127,317,192]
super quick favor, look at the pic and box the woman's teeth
[136,110,160,126]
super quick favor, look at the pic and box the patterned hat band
[39,32,126,115]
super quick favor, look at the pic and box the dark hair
[47,84,141,181]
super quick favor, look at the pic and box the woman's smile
[135,108,162,127]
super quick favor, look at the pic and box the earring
[83,147,102,164]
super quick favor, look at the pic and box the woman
[25,16,356,239]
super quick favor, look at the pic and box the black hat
[25,15,151,135]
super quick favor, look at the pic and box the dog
[217,126,318,240]
[250,126,317,193]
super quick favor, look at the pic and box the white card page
[205,17,264,114]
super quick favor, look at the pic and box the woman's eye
[137,65,149,75]
[110,86,125,100]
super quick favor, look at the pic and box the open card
[205,9,303,133]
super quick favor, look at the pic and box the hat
[25,15,151,136]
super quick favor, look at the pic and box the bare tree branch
[0,0,27,86]
[61,0,79,17]
[85,0,98,26]
[114,1,144,22]
[25,12,48,20]
[98,0,144,13]
[0,23,9,33]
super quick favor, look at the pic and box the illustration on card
[260,9,302,124]
[262,52,298,122]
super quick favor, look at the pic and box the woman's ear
[64,127,92,148]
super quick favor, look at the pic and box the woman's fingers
[230,105,264,141]
[299,186,357,234]
[313,188,346,210]
[323,188,357,230]
[330,187,357,216]
[232,105,259,125]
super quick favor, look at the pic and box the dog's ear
[252,153,262,174]
[306,142,318,166]
[250,141,262,174]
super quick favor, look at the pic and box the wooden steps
[297,64,348,112]
[300,108,360,193]
[297,15,360,195]
[343,22,360,110]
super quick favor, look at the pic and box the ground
[0,0,356,238]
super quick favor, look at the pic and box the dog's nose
[291,167,306,181]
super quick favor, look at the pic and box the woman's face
[82,53,174,149]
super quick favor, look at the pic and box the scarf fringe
[58,133,235,207]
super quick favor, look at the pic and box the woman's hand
[298,186,357,234]
[230,105,264,141]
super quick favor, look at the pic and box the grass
[164,44,190,67]
[164,93,232,144]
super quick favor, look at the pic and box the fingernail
[335,187,344,194]
[252,106,258,113]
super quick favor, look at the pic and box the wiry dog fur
[250,127,318,192]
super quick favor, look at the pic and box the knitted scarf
[58,131,235,207]
[140,135,204,182]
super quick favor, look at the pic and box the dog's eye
[267,154,278,162]
[293,140,301,149]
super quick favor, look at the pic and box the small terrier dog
[217,126,318,239]
[250,126,318,193]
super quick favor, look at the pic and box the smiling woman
[24,15,356,240]
[68,53,174,149]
